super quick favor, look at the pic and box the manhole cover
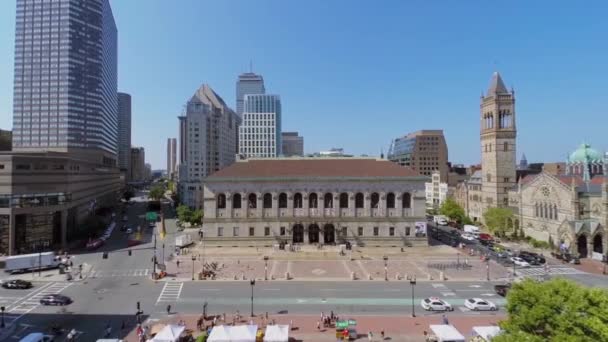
[311,268,326,275]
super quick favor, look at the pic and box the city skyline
[0,1,607,169]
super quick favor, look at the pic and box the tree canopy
[176,204,203,225]
[148,185,165,201]
[439,198,467,223]
[483,207,515,236]
[494,278,608,342]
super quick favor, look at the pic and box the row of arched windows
[535,202,558,220]
[483,110,513,129]
[217,192,412,210]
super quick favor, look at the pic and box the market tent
[472,326,502,341]
[429,324,465,342]
[151,324,185,342]
[207,325,231,342]
[227,325,257,342]
[263,325,289,342]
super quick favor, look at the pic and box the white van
[463,225,480,236]
[19,333,54,342]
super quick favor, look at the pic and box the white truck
[434,215,448,225]
[175,234,193,248]
[464,224,481,236]
[5,252,62,274]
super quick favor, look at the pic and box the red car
[478,233,494,242]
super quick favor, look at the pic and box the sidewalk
[126,313,504,341]
[0,263,93,283]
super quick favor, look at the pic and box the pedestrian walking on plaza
[317,321,320,330]
[213,316,217,325]
[166,304,171,315]
[104,323,112,338]
[442,314,449,325]
[176,260,180,268]
[381,330,385,339]
[368,331,373,341]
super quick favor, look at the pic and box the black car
[520,251,546,264]
[1,279,33,289]
[494,283,512,296]
[40,294,72,306]
[518,254,541,265]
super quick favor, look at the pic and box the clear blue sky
[0,1,607,169]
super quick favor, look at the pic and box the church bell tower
[480,72,517,209]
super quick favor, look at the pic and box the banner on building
[415,221,427,236]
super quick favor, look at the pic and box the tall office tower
[281,132,304,157]
[130,147,145,182]
[117,93,132,177]
[480,72,516,208]
[178,116,187,165]
[387,130,449,181]
[236,72,265,115]
[166,138,177,178]
[178,84,241,209]
[12,0,118,166]
[239,94,282,158]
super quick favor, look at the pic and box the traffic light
[102,252,108,259]
[128,249,132,256]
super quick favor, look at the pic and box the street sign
[146,212,158,221]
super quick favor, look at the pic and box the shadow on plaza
[12,312,150,341]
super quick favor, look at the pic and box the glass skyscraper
[117,92,131,173]
[239,94,282,158]
[12,0,118,165]
[236,72,265,115]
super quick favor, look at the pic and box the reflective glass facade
[12,0,118,161]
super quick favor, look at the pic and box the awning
[263,325,289,342]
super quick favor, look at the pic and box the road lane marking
[200,288,221,291]
[156,282,183,304]
[262,288,280,291]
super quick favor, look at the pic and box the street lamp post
[162,243,165,263]
[383,255,388,281]
[1,306,5,328]
[192,255,197,281]
[409,275,416,317]
[486,258,490,281]
[456,253,460,270]
[263,256,269,281]
[250,279,256,317]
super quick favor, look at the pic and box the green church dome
[569,143,603,163]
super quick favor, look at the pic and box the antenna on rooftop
[249,60,253,73]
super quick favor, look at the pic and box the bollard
[285,272,290,280]
[351,272,356,280]
[368,274,373,280]
[440,271,445,281]
[395,273,400,280]
[427,274,432,281]
[234,274,238,280]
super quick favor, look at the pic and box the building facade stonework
[202,158,428,247]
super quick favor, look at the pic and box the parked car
[126,228,133,234]
[421,297,454,311]
[120,225,127,232]
[494,283,512,296]
[1,279,33,289]
[461,233,476,241]
[510,257,530,267]
[518,254,541,266]
[40,294,72,306]
[464,298,498,311]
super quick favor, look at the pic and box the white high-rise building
[166,138,176,178]
[178,84,240,209]
[239,94,282,158]
[425,170,448,210]
[236,72,265,115]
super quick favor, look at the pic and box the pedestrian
[368,331,373,341]
[176,260,180,268]
[223,312,226,322]
[289,319,293,329]
[381,330,385,339]
[104,323,112,338]
[265,311,269,319]
[213,316,217,325]
[317,321,320,330]
[442,314,449,325]
[166,304,171,315]
[330,310,334,320]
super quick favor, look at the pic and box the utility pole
[38,239,42,277]
[153,228,157,277]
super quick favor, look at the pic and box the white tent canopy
[472,326,502,341]
[151,324,185,342]
[263,325,289,342]
[429,324,465,342]
[208,325,258,342]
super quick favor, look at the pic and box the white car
[461,233,476,241]
[421,297,453,311]
[510,257,530,267]
[126,228,133,234]
[464,298,498,311]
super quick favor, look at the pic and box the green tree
[149,185,165,201]
[176,204,193,223]
[483,207,514,237]
[191,209,203,225]
[494,278,608,342]
[439,198,466,222]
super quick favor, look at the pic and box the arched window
[553,204,558,220]
[324,193,333,208]
[355,193,364,208]
[263,193,272,209]
[278,193,287,209]
[386,193,395,208]
[217,193,226,209]
[548,204,553,220]
[535,203,539,217]
[232,193,242,209]
[402,192,411,209]
[503,142,508,152]
[339,193,348,209]
[371,193,380,208]
[543,203,548,218]
[248,193,257,209]
[294,193,303,209]
[309,193,318,208]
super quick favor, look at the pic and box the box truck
[464,225,481,236]
[175,234,193,248]
[5,252,62,274]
